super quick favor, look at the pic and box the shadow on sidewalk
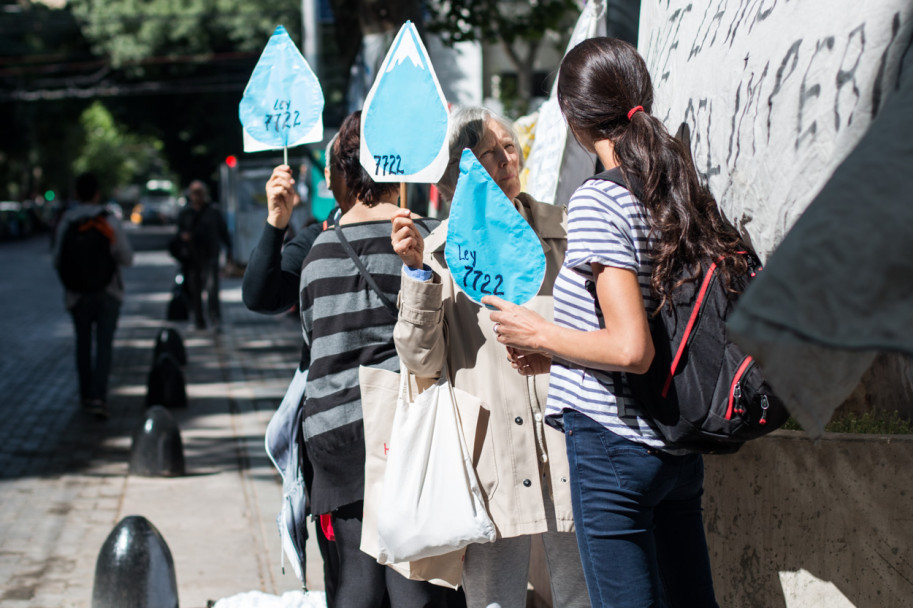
[0,235,302,483]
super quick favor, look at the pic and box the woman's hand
[486,266,655,374]
[483,295,550,353]
[391,208,425,269]
[507,347,552,376]
[265,165,299,230]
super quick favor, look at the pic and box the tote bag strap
[399,357,454,405]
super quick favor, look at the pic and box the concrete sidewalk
[0,233,324,608]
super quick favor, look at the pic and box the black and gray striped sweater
[298,218,438,514]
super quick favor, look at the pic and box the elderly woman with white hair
[390,106,590,608]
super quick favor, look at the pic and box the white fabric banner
[524,0,607,207]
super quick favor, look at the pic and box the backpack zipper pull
[759,394,770,425]
[733,382,744,414]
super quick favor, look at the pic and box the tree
[1,0,435,199]
[0,2,95,199]
[426,0,580,115]
[69,0,301,68]
[66,0,302,189]
[73,101,169,198]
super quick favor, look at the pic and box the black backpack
[588,168,788,454]
[58,211,117,293]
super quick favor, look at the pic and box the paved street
[0,228,325,607]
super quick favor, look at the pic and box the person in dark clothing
[242,136,346,608]
[176,180,231,329]
[242,137,345,369]
[296,110,445,608]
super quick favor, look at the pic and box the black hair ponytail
[558,37,747,308]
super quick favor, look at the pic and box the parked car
[131,179,179,225]
[0,201,36,239]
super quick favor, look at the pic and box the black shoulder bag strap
[334,222,398,316]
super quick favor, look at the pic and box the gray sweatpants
[462,531,590,608]
[462,469,589,608]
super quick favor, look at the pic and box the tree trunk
[501,38,539,116]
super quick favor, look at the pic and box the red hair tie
[627,105,644,120]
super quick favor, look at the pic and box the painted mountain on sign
[360,21,450,183]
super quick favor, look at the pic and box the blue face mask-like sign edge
[445,149,546,307]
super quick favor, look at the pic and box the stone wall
[704,430,913,607]
[527,429,913,607]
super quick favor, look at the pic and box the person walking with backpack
[54,172,133,420]
[481,38,752,607]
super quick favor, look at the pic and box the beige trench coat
[394,193,574,539]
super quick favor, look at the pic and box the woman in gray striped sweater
[289,111,443,607]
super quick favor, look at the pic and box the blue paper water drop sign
[360,21,449,183]
[239,25,324,152]
[445,150,546,307]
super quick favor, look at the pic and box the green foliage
[73,101,170,197]
[69,0,301,69]
[426,0,579,46]
[425,0,578,116]
[0,2,95,198]
[782,411,913,435]
[53,0,305,188]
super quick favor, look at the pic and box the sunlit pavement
[0,231,323,607]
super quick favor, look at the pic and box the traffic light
[44,190,55,202]
[225,155,238,168]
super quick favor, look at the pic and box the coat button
[514,416,523,425]
[523,479,532,487]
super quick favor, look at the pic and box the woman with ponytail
[483,38,732,607]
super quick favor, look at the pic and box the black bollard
[166,273,190,321]
[153,327,186,366]
[146,352,187,409]
[129,406,186,477]
[92,515,179,608]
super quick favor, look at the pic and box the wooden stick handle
[399,183,407,209]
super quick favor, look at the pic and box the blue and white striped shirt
[545,178,669,449]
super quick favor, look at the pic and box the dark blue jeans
[70,292,121,403]
[186,256,221,328]
[563,410,718,608]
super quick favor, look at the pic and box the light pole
[300,0,320,74]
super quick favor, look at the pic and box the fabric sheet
[727,43,913,437]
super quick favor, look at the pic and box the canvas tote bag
[359,365,465,588]
[375,362,496,564]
